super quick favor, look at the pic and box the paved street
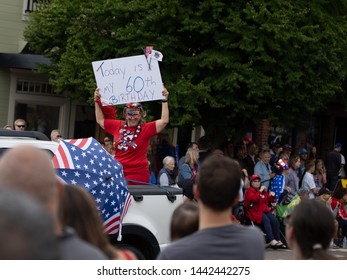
[265,247,347,260]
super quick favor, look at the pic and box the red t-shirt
[104,119,157,185]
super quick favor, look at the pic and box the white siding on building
[0,0,27,53]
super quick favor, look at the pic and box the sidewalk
[265,248,347,260]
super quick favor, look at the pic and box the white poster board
[92,55,163,106]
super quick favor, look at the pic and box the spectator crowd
[1,115,345,260]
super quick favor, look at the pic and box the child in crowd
[170,202,199,241]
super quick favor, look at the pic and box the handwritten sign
[92,55,163,106]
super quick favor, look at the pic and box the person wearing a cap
[94,87,169,185]
[297,147,308,180]
[326,143,342,191]
[244,174,285,249]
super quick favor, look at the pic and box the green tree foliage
[24,0,347,138]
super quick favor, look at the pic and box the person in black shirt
[326,143,342,191]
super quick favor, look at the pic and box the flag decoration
[149,49,163,62]
[52,137,131,237]
[143,46,163,70]
[269,174,285,202]
[175,144,179,167]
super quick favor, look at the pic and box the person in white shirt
[339,154,346,178]
[301,160,317,199]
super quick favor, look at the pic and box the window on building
[23,0,50,13]
[14,103,60,138]
[16,80,63,96]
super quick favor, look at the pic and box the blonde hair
[14,118,26,126]
[185,148,199,166]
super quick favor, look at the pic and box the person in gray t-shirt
[157,156,265,260]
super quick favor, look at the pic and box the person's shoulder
[245,186,256,194]
[143,121,156,128]
[179,163,189,170]
[157,233,199,260]
[158,225,264,260]
[58,227,108,260]
[142,121,157,135]
[178,156,185,167]
[158,170,168,179]
[104,119,122,129]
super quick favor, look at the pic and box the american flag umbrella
[52,137,131,239]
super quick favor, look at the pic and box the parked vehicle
[0,130,183,259]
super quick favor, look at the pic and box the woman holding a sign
[94,88,169,185]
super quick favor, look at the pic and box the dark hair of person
[59,184,115,258]
[260,149,271,156]
[246,141,256,152]
[233,141,244,158]
[289,154,300,169]
[305,159,316,171]
[299,159,316,188]
[197,136,211,150]
[170,202,199,241]
[196,156,241,211]
[288,200,337,260]
[332,180,347,199]
[187,142,198,149]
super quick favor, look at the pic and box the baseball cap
[250,174,261,182]
[299,148,308,155]
[244,135,252,143]
[283,144,292,151]
[335,143,342,148]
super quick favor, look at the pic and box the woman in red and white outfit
[94,87,169,185]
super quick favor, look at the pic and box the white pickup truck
[115,185,183,259]
[0,130,184,259]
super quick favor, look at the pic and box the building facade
[0,0,95,139]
